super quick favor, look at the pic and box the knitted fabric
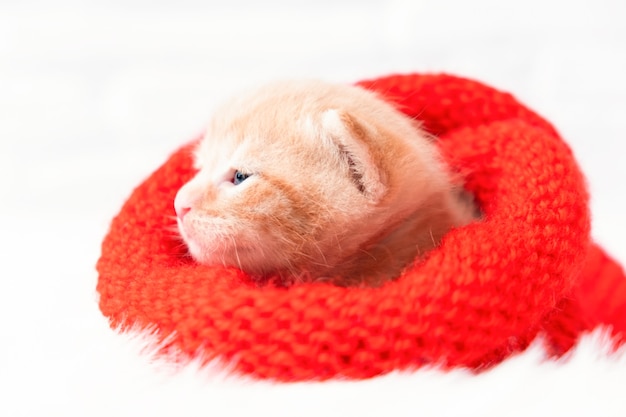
[97,73,626,381]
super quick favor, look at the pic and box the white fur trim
[8,321,622,417]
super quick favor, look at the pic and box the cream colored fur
[175,81,475,285]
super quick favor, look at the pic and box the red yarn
[97,73,626,380]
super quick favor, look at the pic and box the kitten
[174,80,476,287]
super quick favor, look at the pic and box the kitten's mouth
[186,237,255,265]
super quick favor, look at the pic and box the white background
[1,1,625,416]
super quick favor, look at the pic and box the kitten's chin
[182,238,204,263]
[181,232,258,270]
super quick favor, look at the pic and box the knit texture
[97,73,626,380]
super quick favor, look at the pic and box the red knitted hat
[97,73,626,381]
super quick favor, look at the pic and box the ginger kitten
[174,80,476,286]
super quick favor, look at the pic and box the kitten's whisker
[359,249,378,261]
[429,227,436,248]
[230,235,243,270]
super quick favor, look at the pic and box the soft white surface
[1,1,625,416]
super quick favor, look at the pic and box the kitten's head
[174,80,450,281]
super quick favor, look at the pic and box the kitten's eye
[233,170,251,185]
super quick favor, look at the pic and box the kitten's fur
[175,80,476,286]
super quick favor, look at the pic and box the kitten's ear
[321,109,386,202]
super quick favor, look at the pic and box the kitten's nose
[176,206,191,221]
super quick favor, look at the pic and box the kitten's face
[175,81,449,281]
